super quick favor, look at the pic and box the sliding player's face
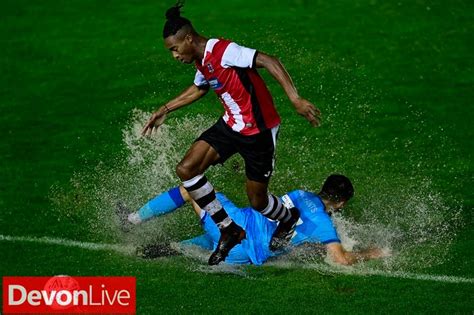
[327,200,347,216]
[164,33,194,64]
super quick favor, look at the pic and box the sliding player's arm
[325,242,390,266]
[142,84,209,136]
[178,185,192,202]
[255,52,321,127]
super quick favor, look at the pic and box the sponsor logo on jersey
[206,63,214,73]
[282,195,295,209]
[209,78,223,90]
[305,200,318,213]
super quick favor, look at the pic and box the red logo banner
[3,276,136,314]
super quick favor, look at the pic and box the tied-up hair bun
[162,0,192,38]
[165,1,185,21]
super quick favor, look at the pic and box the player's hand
[367,247,392,259]
[141,107,168,136]
[292,97,321,127]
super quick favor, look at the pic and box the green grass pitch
[0,0,473,313]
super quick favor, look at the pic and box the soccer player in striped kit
[142,2,321,265]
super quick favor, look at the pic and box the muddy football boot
[269,207,300,251]
[208,222,246,265]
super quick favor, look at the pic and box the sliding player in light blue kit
[117,175,388,266]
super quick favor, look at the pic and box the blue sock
[138,186,185,221]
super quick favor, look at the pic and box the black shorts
[197,118,279,183]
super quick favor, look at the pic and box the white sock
[127,212,142,225]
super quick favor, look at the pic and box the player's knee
[176,161,196,181]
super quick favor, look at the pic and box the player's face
[334,200,346,211]
[164,34,195,64]
[328,200,347,216]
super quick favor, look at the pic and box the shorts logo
[209,77,223,90]
[3,276,136,314]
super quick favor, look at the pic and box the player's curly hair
[319,174,354,202]
[163,1,194,38]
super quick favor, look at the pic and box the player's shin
[182,174,232,229]
[259,194,292,222]
[183,174,246,265]
[259,194,300,251]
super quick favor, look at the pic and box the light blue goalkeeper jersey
[182,190,340,265]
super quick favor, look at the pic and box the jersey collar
[201,38,219,65]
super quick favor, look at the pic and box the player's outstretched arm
[255,52,321,127]
[325,242,390,266]
[142,84,209,136]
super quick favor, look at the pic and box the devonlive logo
[3,276,136,314]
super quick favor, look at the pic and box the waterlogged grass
[0,242,472,314]
[1,0,473,313]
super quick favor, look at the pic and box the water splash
[50,109,213,245]
[50,108,463,275]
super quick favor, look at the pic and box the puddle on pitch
[50,109,463,277]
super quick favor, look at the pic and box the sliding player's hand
[141,107,168,136]
[367,247,392,259]
[292,97,321,127]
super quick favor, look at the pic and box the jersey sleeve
[193,69,209,87]
[313,213,340,244]
[221,42,257,68]
[283,190,340,244]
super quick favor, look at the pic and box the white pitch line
[302,263,474,284]
[0,234,135,255]
[1,234,473,284]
